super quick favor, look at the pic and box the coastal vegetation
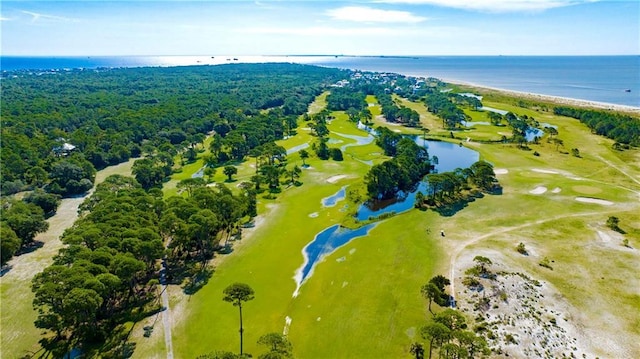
[1,63,639,358]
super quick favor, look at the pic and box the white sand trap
[596,230,612,243]
[283,316,292,336]
[336,256,346,262]
[552,187,562,193]
[494,168,509,175]
[532,168,559,174]
[529,186,547,194]
[327,174,348,183]
[576,197,613,206]
[308,212,319,218]
[393,129,402,132]
[349,248,356,255]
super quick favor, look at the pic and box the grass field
[3,89,639,358]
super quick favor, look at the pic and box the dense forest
[553,106,640,146]
[1,63,348,265]
[1,64,348,193]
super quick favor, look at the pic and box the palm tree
[223,283,255,356]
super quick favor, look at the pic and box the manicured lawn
[150,92,640,358]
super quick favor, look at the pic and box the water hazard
[356,139,479,221]
[293,138,480,296]
[293,223,377,297]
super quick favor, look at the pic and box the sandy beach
[444,78,640,115]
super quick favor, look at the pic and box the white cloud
[21,10,78,23]
[375,0,596,12]
[240,26,403,36]
[326,6,426,23]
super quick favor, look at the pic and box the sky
[1,0,638,56]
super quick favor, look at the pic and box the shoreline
[446,78,640,114]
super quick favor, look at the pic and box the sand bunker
[494,168,509,175]
[308,212,319,218]
[529,186,547,194]
[327,175,348,183]
[575,197,613,206]
[552,187,562,193]
[532,168,559,174]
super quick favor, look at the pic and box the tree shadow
[15,240,45,256]
[183,266,214,295]
[0,264,12,277]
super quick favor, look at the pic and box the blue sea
[2,55,638,108]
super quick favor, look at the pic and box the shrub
[329,148,343,161]
[539,257,553,270]
[516,242,528,255]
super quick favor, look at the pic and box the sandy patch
[551,187,561,193]
[327,174,348,183]
[532,168,559,174]
[308,212,319,218]
[494,168,508,175]
[575,197,613,206]
[529,186,547,195]
[455,254,598,359]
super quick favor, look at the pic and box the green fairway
[6,88,634,358]
[147,91,640,358]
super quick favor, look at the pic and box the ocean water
[2,55,638,107]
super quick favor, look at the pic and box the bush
[329,148,343,161]
[516,242,528,255]
[539,257,553,270]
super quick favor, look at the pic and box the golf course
[2,80,639,359]
[129,91,640,358]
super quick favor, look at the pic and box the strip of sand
[443,79,640,114]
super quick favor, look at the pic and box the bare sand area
[445,80,640,115]
[529,186,547,195]
[326,174,349,183]
[575,197,614,206]
[494,168,509,175]
[455,253,597,359]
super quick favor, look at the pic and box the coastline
[446,78,640,115]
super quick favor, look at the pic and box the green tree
[177,177,207,197]
[299,149,309,167]
[420,322,451,359]
[410,342,425,359]
[257,333,293,358]
[23,189,61,216]
[223,283,255,356]
[1,223,21,265]
[224,166,238,181]
[421,283,442,315]
[2,200,49,246]
[286,165,301,186]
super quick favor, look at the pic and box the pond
[293,223,378,297]
[356,139,479,221]
[333,131,375,152]
[292,137,480,296]
[322,186,347,207]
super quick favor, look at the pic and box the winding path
[448,209,621,303]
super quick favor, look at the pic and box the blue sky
[1,0,638,56]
